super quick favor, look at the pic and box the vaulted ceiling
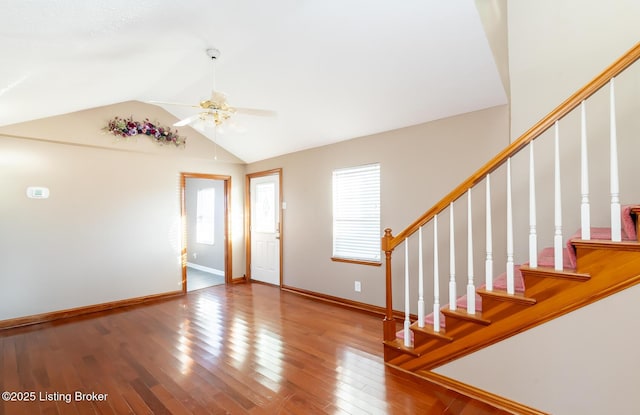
[0,0,507,163]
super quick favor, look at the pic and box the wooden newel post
[382,228,396,341]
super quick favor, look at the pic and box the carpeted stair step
[535,247,574,270]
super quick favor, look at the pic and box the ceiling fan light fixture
[199,110,232,126]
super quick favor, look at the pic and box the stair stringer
[385,241,640,372]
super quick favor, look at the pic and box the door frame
[180,172,232,292]
[245,168,283,285]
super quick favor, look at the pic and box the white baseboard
[186,262,225,276]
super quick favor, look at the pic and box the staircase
[381,41,640,383]
[384,214,640,372]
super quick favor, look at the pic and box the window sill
[331,257,382,267]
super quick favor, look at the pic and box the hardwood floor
[0,283,511,414]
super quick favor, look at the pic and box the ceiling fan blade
[233,107,277,117]
[173,114,201,127]
[148,100,201,109]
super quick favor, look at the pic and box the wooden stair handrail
[385,41,640,251]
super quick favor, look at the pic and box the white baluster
[417,227,425,328]
[485,174,493,290]
[506,158,515,294]
[449,202,457,311]
[529,142,538,267]
[404,240,411,347]
[610,79,622,242]
[467,189,476,314]
[554,122,564,270]
[581,101,591,240]
[433,215,440,332]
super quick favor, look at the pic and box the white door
[250,173,280,285]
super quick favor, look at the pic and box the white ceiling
[0,0,507,163]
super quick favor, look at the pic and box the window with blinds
[332,163,381,263]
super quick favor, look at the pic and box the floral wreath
[103,116,186,146]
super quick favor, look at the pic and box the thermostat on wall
[26,186,50,199]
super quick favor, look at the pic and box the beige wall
[509,0,640,140]
[435,2,640,414]
[247,105,509,308]
[438,283,640,413]
[475,0,510,99]
[0,101,246,321]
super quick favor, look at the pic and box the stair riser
[410,322,484,355]
[522,275,584,301]
[434,319,485,338]
[476,296,532,321]
[384,345,407,361]
[412,334,450,351]
[575,246,640,274]
[386,349,416,366]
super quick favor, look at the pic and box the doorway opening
[181,173,232,292]
[246,169,283,286]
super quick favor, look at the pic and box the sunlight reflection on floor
[335,347,390,414]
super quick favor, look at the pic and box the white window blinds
[332,163,381,262]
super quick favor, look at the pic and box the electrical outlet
[193,253,197,259]
[354,281,361,292]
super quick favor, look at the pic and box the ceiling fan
[150,48,275,128]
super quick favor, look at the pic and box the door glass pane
[255,182,275,233]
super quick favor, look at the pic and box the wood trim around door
[245,168,283,285]
[181,172,232,292]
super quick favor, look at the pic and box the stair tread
[396,320,453,342]
[410,322,454,341]
[572,239,640,251]
[476,288,537,305]
[442,308,491,325]
[520,264,590,281]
